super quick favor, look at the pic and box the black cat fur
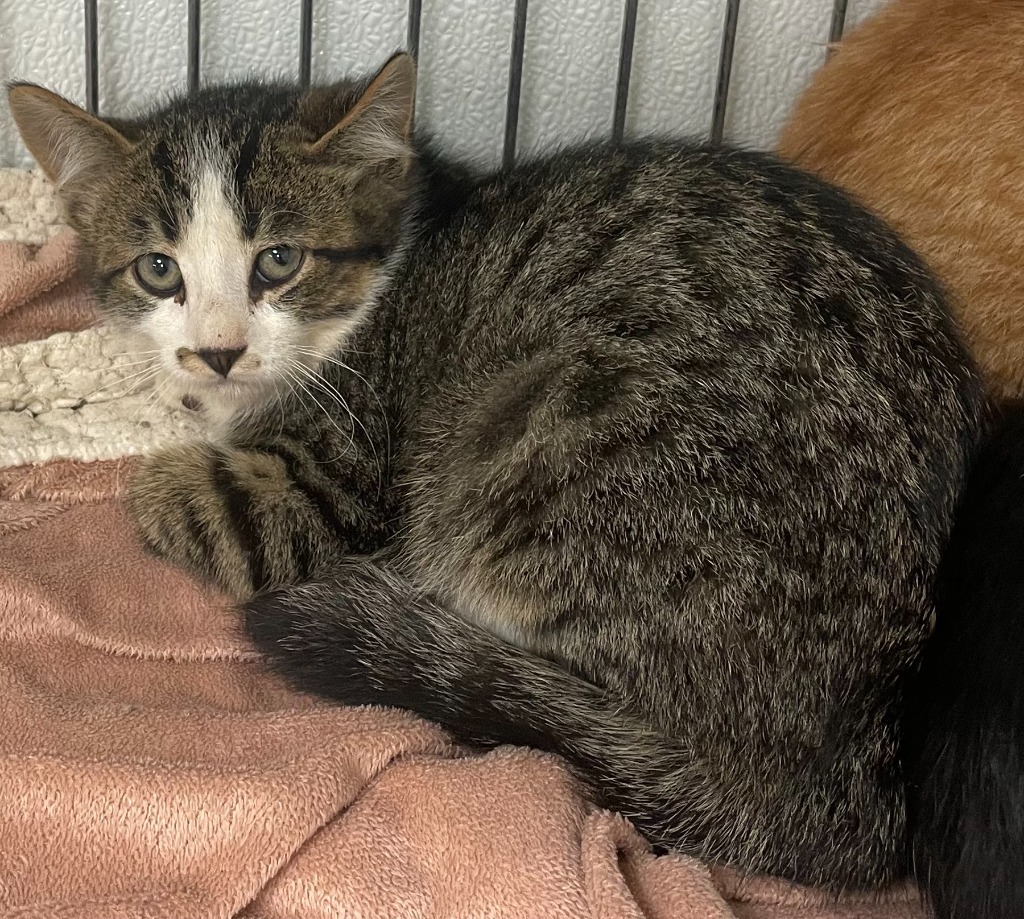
[906,405,1024,919]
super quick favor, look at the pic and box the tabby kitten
[8,54,983,889]
[778,0,1024,404]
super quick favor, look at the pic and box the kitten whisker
[288,358,387,495]
[300,370,366,448]
[295,346,391,484]
[127,373,174,427]
[77,365,162,403]
[111,358,164,371]
[281,362,358,465]
[269,374,294,441]
[288,358,384,488]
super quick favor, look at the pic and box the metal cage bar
[407,0,422,122]
[299,0,314,87]
[612,0,639,144]
[188,0,201,93]
[710,0,740,146]
[503,0,529,170]
[83,0,98,114]
[828,0,849,50]
[407,0,422,60]
[63,0,865,165]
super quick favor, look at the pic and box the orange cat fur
[779,0,1024,403]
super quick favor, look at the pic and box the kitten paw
[127,440,344,599]
[127,443,256,599]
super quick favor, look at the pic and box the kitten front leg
[127,441,358,600]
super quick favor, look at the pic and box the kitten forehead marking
[176,157,251,349]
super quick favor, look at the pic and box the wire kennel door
[0,0,882,171]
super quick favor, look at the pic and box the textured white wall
[0,0,890,170]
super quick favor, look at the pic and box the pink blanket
[0,232,95,346]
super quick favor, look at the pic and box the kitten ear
[6,83,133,187]
[309,52,416,167]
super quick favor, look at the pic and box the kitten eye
[254,245,304,285]
[133,253,183,297]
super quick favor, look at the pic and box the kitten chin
[152,371,268,432]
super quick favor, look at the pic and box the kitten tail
[245,558,887,887]
[906,408,1024,919]
[244,560,718,845]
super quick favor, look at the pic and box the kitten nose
[197,347,246,377]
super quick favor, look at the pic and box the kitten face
[90,132,394,420]
[8,54,415,422]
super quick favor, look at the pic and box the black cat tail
[905,407,1024,919]
[244,559,737,864]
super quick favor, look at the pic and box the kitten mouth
[182,369,280,410]
[187,376,264,405]
[179,365,259,391]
